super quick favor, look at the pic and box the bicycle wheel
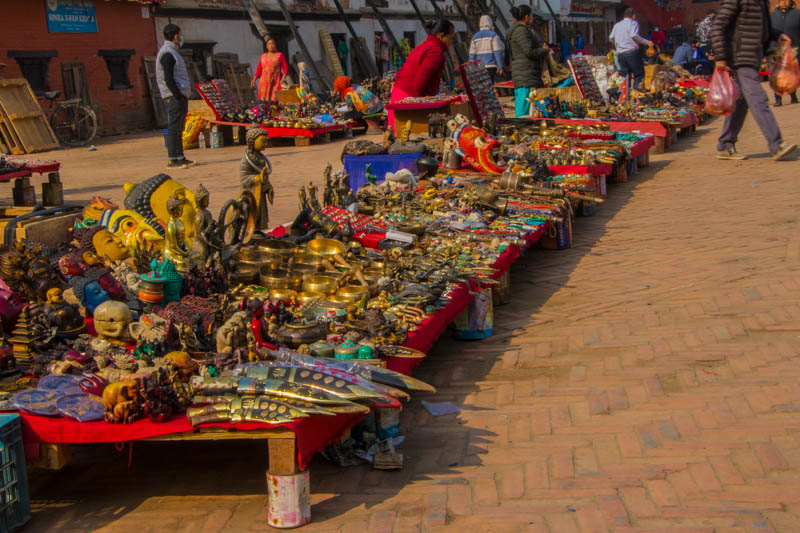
[50,103,97,147]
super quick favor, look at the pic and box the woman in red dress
[252,37,288,102]
[389,20,456,130]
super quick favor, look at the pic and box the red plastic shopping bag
[769,40,800,96]
[705,69,738,115]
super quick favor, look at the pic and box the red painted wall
[0,0,159,134]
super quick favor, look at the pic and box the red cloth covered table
[258,124,345,138]
[629,136,655,158]
[0,160,60,183]
[19,410,362,470]
[548,163,614,176]
[549,118,668,137]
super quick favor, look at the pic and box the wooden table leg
[268,434,297,475]
[29,443,71,470]
[652,136,666,154]
[294,137,311,147]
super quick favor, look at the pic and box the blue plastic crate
[343,154,422,192]
[0,414,30,532]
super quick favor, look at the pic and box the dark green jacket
[507,22,549,88]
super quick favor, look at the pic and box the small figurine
[322,163,335,206]
[307,181,319,210]
[298,187,309,212]
[92,300,135,346]
[239,127,274,232]
[41,287,85,338]
[365,164,378,186]
[192,184,223,265]
[149,258,182,304]
[67,276,109,315]
[164,194,194,273]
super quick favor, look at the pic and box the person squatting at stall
[507,4,550,118]
[156,24,195,170]
[469,15,505,81]
[389,19,456,130]
[770,0,800,105]
[333,76,384,120]
[609,9,653,90]
[711,0,797,160]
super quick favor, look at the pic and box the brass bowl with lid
[306,238,346,257]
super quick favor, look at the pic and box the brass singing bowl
[306,237,347,257]
[291,252,328,267]
[336,284,369,301]
[362,267,384,283]
[259,268,303,291]
[288,264,317,277]
[270,289,297,303]
[324,294,352,307]
[255,238,298,257]
[297,291,325,304]
[234,247,282,270]
[303,274,340,295]
[230,266,258,285]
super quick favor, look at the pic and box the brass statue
[164,194,193,272]
[239,128,274,232]
[192,184,222,265]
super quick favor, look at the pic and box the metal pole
[330,0,381,78]
[274,0,330,91]
[451,0,478,35]
[483,0,510,31]
[426,0,467,63]
[365,0,402,51]
[407,0,456,79]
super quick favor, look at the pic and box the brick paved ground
[22,103,800,532]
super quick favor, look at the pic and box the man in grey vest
[157,24,195,169]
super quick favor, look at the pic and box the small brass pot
[275,321,326,348]
[337,284,368,301]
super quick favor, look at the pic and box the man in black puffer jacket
[712,0,797,160]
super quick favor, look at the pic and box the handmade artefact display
[446,114,505,174]
[459,60,505,128]
[567,57,605,105]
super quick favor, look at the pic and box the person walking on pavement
[507,5,550,118]
[711,0,797,160]
[469,15,505,82]
[770,0,800,105]
[609,9,653,90]
[156,24,195,169]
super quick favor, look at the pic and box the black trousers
[617,50,645,89]
[165,96,188,161]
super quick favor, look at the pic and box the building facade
[0,0,161,134]
[153,0,467,87]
